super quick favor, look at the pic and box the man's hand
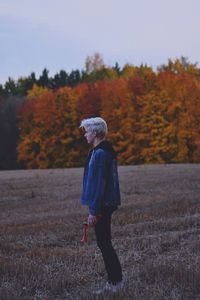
[88,214,97,226]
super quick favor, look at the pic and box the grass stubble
[0,164,200,300]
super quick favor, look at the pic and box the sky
[0,0,200,84]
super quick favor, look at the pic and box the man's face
[84,129,96,144]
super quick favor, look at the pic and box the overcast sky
[0,0,200,84]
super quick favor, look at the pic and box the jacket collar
[91,140,117,158]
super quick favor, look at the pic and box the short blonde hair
[80,117,108,138]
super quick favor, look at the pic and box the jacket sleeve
[89,149,107,215]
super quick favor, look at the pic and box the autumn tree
[93,79,137,164]
[135,91,177,163]
[9,56,200,168]
[85,53,105,74]
[157,67,200,162]
[76,82,101,118]
[17,87,82,168]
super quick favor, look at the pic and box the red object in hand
[80,214,102,244]
[80,221,89,244]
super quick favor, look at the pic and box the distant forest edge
[1,54,200,169]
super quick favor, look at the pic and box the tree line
[1,55,200,169]
[0,54,119,97]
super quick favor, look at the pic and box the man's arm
[88,149,107,216]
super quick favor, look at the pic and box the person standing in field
[79,117,123,294]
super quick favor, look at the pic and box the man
[80,117,123,294]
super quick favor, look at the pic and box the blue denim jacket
[80,141,121,215]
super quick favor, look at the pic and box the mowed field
[0,164,200,300]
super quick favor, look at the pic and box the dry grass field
[0,164,200,300]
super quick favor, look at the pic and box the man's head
[80,117,108,145]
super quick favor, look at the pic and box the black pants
[94,207,122,284]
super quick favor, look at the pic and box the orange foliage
[18,87,83,168]
[17,59,200,168]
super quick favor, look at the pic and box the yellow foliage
[27,84,48,99]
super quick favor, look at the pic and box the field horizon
[0,164,200,299]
